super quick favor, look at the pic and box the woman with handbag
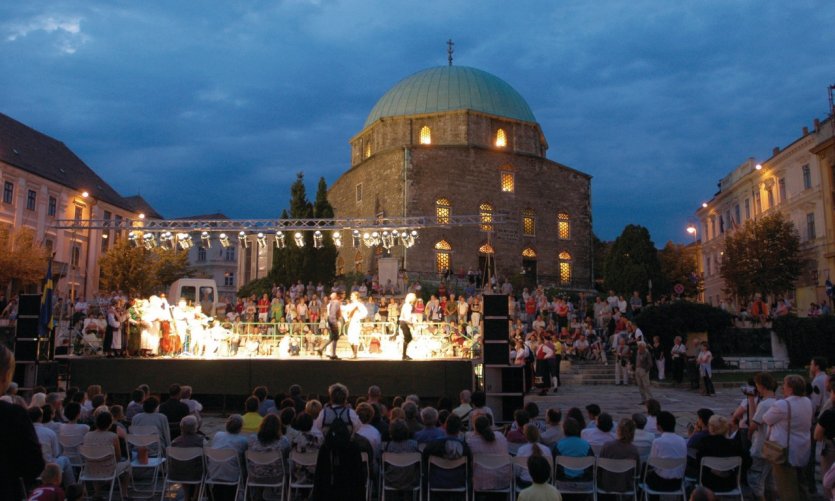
[762,374,814,500]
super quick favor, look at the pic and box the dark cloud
[1,1,833,244]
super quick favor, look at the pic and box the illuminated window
[522,247,537,258]
[522,208,535,236]
[495,128,507,148]
[364,141,371,158]
[419,126,431,145]
[558,251,572,284]
[558,212,570,240]
[356,183,362,202]
[479,243,495,254]
[336,256,344,275]
[435,240,452,273]
[436,198,451,224]
[480,202,493,231]
[501,171,515,192]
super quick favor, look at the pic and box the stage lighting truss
[313,230,324,249]
[294,232,305,248]
[219,233,231,248]
[200,231,211,248]
[275,231,286,249]
[238,231,249,248]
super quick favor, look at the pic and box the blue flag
[39,259,54,337]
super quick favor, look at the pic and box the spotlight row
[128,229,419,250]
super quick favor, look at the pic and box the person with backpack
[311,383,365,500]
[422,413,472,493]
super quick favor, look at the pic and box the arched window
[495,128,507,148]
[336,256,345,275]
[435,240,452,273]
[522,247,537,258]
[522,208,536,236]
[419,125,431,145]
[558,251,572,284]
[364,141,372,159]
[436,198,451,224]
[479,202,493,231]
[479,243,495,254]
[500,165,515,193]
[558,212,571,240]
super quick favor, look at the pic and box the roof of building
[0,112,134,211]
[364,65,537,128]
[171,213,229,220]
[123,195,165,219]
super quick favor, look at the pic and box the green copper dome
[364,66,537,128]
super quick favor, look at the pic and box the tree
[99,238,191,296]
[0,226,48,291]
[603,224,662,299]
[721,211,801,302]
[658,241,700,298]
[592,233,609,292]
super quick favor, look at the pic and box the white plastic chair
[126,433,166,497]
[288,450,318,500]
[699,456,743,500]
[204,447,244,501]
[427,456,468,501]
[639,456,686,501]
[553,455,595,497]
[161,446,204,501]
[78,444,130,501]
[472,453,512,500]
[512,454,554,496]
[595,457,638,500]
[243,450,285,501]
[380,452,422,501]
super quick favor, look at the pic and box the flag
[39,259,54,337]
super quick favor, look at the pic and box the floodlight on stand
[381,231,394,249]
[294,232,305,247]
[219,233,231,248]
[143,233,157,249]
[275,231,286,249]
[313,230,323,249]
[239,231,249,249]
[200,231,211,248]
[332,231,342,248]
[352,230,361,247]
[256,232,267,248]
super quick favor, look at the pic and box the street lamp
[686,225,697,242]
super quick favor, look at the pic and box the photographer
[747,372,778,501]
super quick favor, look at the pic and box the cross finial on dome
[447,39,454,66]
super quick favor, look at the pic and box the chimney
[803,126,809,136]
[815,118,821,130]
[772,147,780,156]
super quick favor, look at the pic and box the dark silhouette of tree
[604,224,662,300]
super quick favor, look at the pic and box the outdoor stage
[66,356,475,400]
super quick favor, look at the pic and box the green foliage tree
[592,233,609,292]
[658,241,700,298]
[603,224,662,299]
[0,226,48,291]
[720,212,801,302]
[99,238,192,296]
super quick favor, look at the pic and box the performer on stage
[400,293,416,360]
[319,293,342,360]
[343,291,368,359]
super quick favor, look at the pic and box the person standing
[535,334,554,396]
[748,372,778,501]
[615,337,631,386]
[652,336,665,380]
[808,356,828,493]
[635,342,654,404]
[399,293,416,360]
[697,342,715,396]
[342,292,368,359]
[319,293,342,360]
[670,336,686,384]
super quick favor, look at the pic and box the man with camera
[746,373,778,501]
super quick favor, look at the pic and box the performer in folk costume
[319,293,342,360]
[342,291,368,359]
[399,293,416,360]
[140,296,162,356]
[126,298,143,356]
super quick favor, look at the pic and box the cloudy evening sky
[2,1,834,245]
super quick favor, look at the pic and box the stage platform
[66,357,475,400]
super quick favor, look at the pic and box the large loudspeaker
[15,294,50,362]
[484,342,510,365]
[483,318,509,342]
[18,294,41,316]
[483,294,508,318]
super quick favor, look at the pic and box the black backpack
[324,406,353,448]
[313,406,364,500]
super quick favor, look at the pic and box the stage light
[177,233,193,250]
[400,229,417,248]
[294,232,305,247]
[352,230,361,248]
[143,233,157,249]
[257,232,267,248]
[200,231,211,248]
[332,231,342,248]
[363,231,381,247]
[128,232,140,248]
[381,231,394,249]
[755,163,763,170]
[313,230,324,249]
[239,231,249,248]
[160,231,176,250]
[219,233,231,248]
[138,213,145,220]
[275,231,286,249]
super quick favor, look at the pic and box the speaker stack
[13,294,56,390]
[481,294,523,423]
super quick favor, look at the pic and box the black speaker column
[481,294,523,423]
[13,293,56,390]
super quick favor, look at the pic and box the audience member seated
[467,414,510,491]
[597,418,640,493]
[247,414,289,500]
[414,407,445,444]
[694,415,743,492]
[517,455,563,501]
[131,396,171,447]
[252,386,274,417]
[402,401,424,437]
[566,407,586,430]
[581,412,615,448]
[517,425,552,486]
[313,383,362,437]
[170,415,206,501]
[647,410,687,492]
[209,414,248,501]
[180,385,203,423]
[125,389,144,422]
[540,408,564,448]
[507,410,530,444]
[554,418,592,481]
[645,399,661,435]
[631,413,655,449]
[83,410,130,496]
[242,396,263,433]
[469,391,494,429]
[29,406,76,489]
[422,414,471,490]
[59,402,90,438]
[382,419,420,493]
[356,402,382,461]
[452,389,473,422]
[585,404,601,429]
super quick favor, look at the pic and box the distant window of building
[767,187,775,209]
[2,182,12,204]
[74,206,83,221]
[101,232,109,253]
[436,198,451,224]
[356,183,362,203]
[807,213,816,240]
[744,199,750,220]
[224,272,234,287]
[558,212,570,240]
[419,126,431,145]
[114,215,122,240]
[103,211,111,228]
[778,178,786,204]
[479,243,495,254]
[522,247,537,258]
[225,247,236,262]
[500,170,515,193]
[803,164,811,190]
[48,196,57,216]
[364,140,371,159]
[522,208,536,236]
[26,190,36,211]
[558,251,572,284]
[734,204,740,226]
[495,128,507,148]
[754,191,761,215]
[435,240,452,273]
[479,202,493,232]
[71,243,81,269]
[198,246,207,262]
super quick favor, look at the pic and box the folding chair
[243,450,285,501]
[59,433,85,474]
[288,450,318,501]
[427,456,468,501]
[512,455,553,497]
[161,446,204,501]
[595,457,638,500]
[472,453,512,500]
[360,451,373,501]
[204,447,243,501]
[699,456,743,500]
[553,455,595,497]
[126,433,166,498]
[78,444,130,501]
[380,452,422,501]
[129,425,165,456]
[639,456,686,501]
[591,443,603,457]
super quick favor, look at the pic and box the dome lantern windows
[419,126,432,145]
[495,128,507,148]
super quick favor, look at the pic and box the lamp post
[686,225,697,243]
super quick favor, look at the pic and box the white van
[168,278,220,317]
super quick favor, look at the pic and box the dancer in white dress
[342,291,368,359]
